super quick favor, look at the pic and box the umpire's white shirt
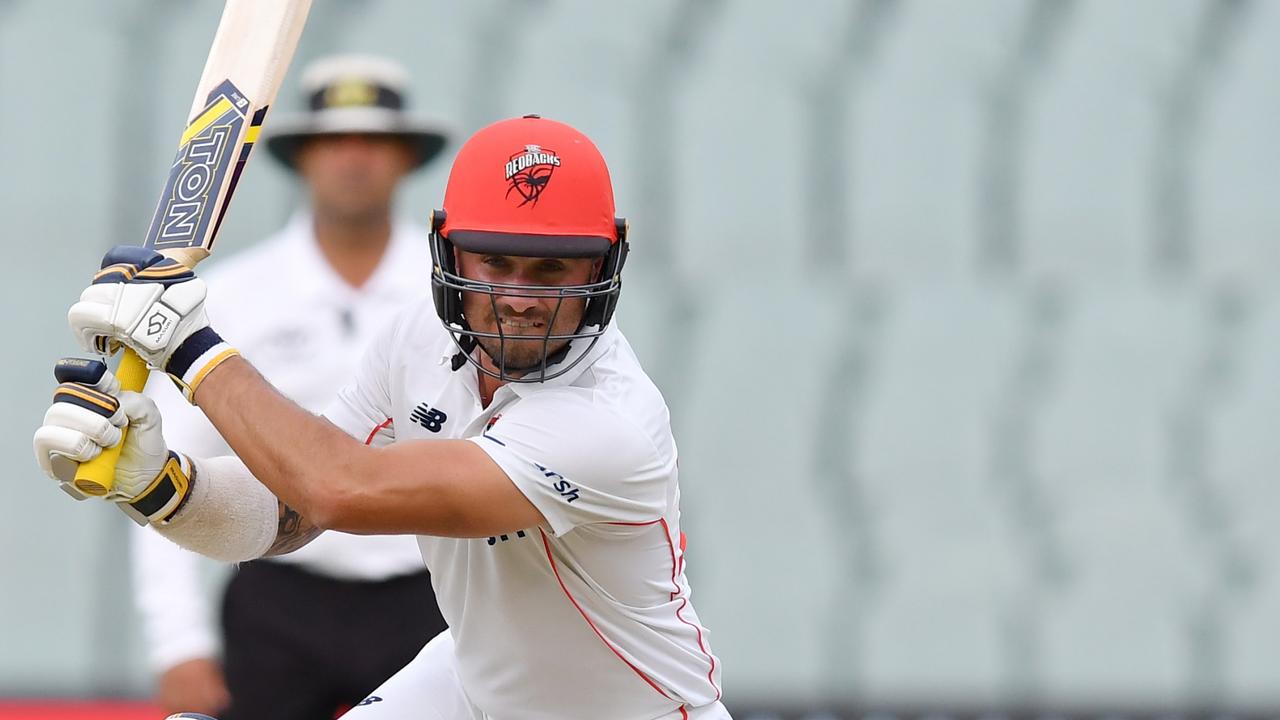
[325,297,723,720]
[131,212,431,672]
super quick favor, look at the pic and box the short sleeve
[323,315,397,447]
[468,392,669,535]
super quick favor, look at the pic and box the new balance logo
[410,403,447,433]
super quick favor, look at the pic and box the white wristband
[152,455,279,563]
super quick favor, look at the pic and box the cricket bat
[73,0,312,496]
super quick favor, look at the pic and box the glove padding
[69,246,207,368]
[33,359,193,525]
[67,246,239,401]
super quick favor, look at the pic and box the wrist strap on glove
[118,451,195,526]
[164,327,241,403]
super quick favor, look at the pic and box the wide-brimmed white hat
[265,54,450,171]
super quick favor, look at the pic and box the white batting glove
[67,246,239,401]
[32,357,195,525]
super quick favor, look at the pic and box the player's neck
[312,215,392,289]
[477,366,505,407]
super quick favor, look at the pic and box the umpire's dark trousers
[221,559,448,720]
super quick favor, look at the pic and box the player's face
[296,133,415,226]
[455,250,602,376]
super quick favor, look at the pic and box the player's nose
[497,293,542,316]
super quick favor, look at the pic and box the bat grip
[72,349,150,496]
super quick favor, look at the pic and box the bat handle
[72,349,151,497]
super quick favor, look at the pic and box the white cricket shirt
[324,297,723,720]
[132,212,430,671]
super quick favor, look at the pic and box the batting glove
[67,246,239,401]
[32,357,194,525]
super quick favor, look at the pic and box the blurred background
[2,0,1279,718]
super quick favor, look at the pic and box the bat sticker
[146,79,258,251]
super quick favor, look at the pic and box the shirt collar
[282,209,428,301]
[280,211,331,298]
[366,220,430,298]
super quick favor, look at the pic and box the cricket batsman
[34,115,729,720]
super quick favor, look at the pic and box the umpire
[129,54,450,720]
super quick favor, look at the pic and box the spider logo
[504,144,561,207]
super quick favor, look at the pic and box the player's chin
[479,338,571,375]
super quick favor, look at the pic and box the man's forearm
[191,356,355,524]
[189,355,548,537]
[267,499,324,555]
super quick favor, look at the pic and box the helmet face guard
[429,211,629,383]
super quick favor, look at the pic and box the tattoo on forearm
[265,501,322,556]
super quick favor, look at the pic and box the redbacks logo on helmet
[505,144,561,207]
